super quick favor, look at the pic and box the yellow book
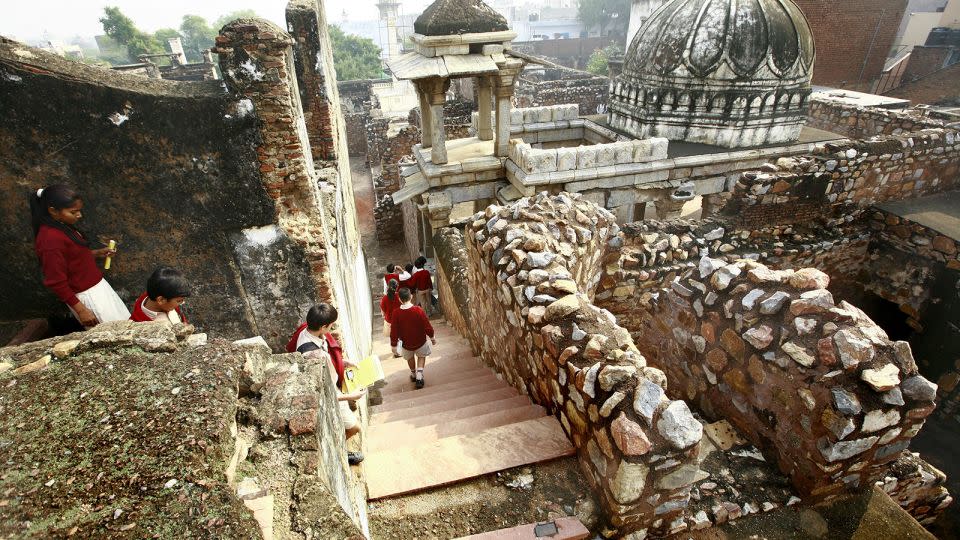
[343,354,385,393]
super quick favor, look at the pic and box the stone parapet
[462,192,705,536]
[605,254,939,502]
[807,97,946,139]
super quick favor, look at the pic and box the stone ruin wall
[432,227,475,351]
[0,5,371,358]
[515,72,609,116]
[807,98,948,139]
[598,248,940,499]
[448,193,709,537]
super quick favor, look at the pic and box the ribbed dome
[414,0,510,36]
[624,0,815,81]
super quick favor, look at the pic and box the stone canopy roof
[623,0,815,82]
[413,0,509,36]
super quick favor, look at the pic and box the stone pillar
[493,60,522,158]
[417,86,433,149]
[654,198,686,220]
[426,78,450,165]
[477,77,493,141]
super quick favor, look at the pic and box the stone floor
[876,190,960,241]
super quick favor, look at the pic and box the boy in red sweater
[130,266,191,324]
[411,256,433,316]
[390,288,436,389]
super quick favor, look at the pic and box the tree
[154,28,182,42]
[586,45,620,75]
[215,10,260,30]
[329,26,383,81]
[100,6,163,62]
[577,0,630,39]
[179,15,216,63]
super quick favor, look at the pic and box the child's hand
[91,247,116,259]
[345,388,367,401]
[73,303,99,327]
[431,338,437,346]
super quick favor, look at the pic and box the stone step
[379,358,484,388]
[370,395,534,432]
[379,370,500,400]
[364,416,576,499]
[366,404,547,452]
[453,517,591,540]
[369,387,522,425]
[371,384,517,418]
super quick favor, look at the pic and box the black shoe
[409,372,417,382]
[415,378,425,389]
[348,451,364,465]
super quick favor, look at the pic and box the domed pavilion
[608,0,816,148]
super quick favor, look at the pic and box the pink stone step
[370,395,534,431]
[369,387,520,425]
[380,370,500,400]
[379,359,484,388]
[372,381,514,414]
[454,517,590,540]
[364,416,576,499]
[366,404,547,452]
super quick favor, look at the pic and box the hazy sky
[0,0,416,43]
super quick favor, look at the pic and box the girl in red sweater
[380,278,401,340]
[31,185,129,327]
[390,288,436,389]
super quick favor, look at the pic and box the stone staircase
[364,321,575,500]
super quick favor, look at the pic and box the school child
[380,278,401,339]
[411,256,434,315]
[397,264,413,290]
[390,288,436,389]
[31,185,129,327]
[383,263,400,294]
[290,304,365,465]
[129,266,191,323]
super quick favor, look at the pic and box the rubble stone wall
[599,253,939,502]
[515,75,610,116]
[724,129,960,228]
[0,36,311,344]
[432,227,474,350]
[462,192,707,536]
[806,98,945,138]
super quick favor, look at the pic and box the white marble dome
[609,0,817,148]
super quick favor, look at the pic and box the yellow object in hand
[104,240,116,270]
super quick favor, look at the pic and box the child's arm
[339,388,366,402]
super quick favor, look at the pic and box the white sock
[416,368,424,381]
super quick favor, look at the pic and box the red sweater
[380,293,402,324]
[411,268,432,291]
[129,292,188,323]
[390,305,434,350]
[285,324,346,388]
[34,225,102,307]
[384,272,400,288]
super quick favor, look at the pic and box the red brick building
[793,0,908,91]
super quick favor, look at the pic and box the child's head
[385,263,395,273]
[306,303,338,332]
[387,278,399,299]
[30,184,83,236]
[404,263,414,274]
[415,256,427,268]
[146,266,192,312]
[398,287,413,303]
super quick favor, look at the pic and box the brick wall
[902,46,953,84]
[793,0,908,90]
[888,62,960,106]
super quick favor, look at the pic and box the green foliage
[577,0,630,38]
[586,45,620,75]
[154,28,182,42]
[214,10,259,30]
[179,15,216,63]
[328,25,383,81]
[99,6,163,62]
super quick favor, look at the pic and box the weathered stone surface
[720,328,746,361]
[600,391,626,417]
[833,330,875,369]
[710,265,742,290]
[793,317,817,335]
[741,289,766,310]
[759,292,791,314]
[862,409,901,433]
[544,295,580,321]
[861,364,901,392]
[599,365,638,391]
[782,342,815,367]
[526,251,556,268]
[789,268,830,290]
[611,412,653,456]
[657,464,709,490]
[51,339,80,359]
[633,379,665,425]
[818,436,879,462]
[832,388,862,416]
[822,408,856,440]
[699,257,726,278]
[901,375,937,402]
[743,325,774,349]
[789,289,834,315]
[657,400,702,450]
[611,460,649,504]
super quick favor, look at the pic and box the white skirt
[71,278,130,325]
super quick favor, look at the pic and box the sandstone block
[861,409,901,433]
[611,460,648,504]
[544,295,579,321]
[611,412,652,456]
[861,364,900,392]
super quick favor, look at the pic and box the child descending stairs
[363,321,575,500]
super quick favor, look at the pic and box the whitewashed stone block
[557,148,577,171]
